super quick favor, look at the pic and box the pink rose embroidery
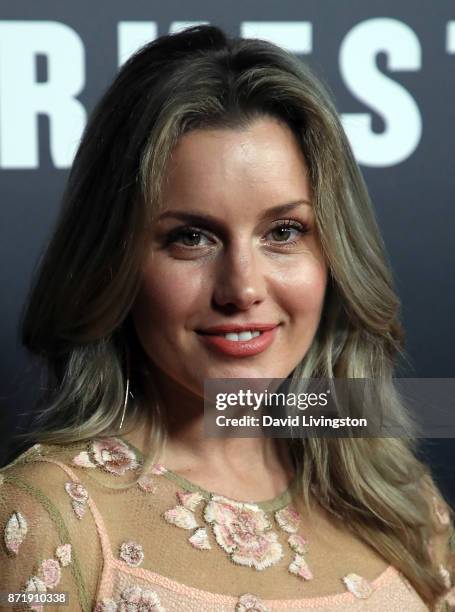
[118,586,165,611]
[275,505,300,533]
[73,500,87,520]
[151,464,167,475]
[204,495,282,570]
[288,554,313,580]
[38,558,61,588]
[176,490,204,511]
[343,573,373,599]
[55,543,72,567]
[189,527,211,550]
[21,443,42,463]
[236,593,269,611]
[119,540,144,567]
[95,586,165,611]
[72,450,96,468]
[288,533,309,555]
[64,482,88,503]
[65,482,88,519]
[163,491,211,549]
[24,576,46,612]
[4,511,28,554]
[138,475,157,493]
[64,482,89,519]
[73,438,138,476]
[163,505,198,530]
[92,438,138,475]
[94,600,117,612]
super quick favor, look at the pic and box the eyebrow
[156,200,312,229]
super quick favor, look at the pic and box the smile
[214,330,262,341]
[196,325,279,357]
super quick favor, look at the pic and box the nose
[212,241,267,311]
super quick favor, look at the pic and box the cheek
[272,258,327,318]
[131,259,208,340]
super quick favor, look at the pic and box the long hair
[20,24,450,605]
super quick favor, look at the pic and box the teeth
[224,331,262,341]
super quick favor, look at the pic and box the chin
[204,364,288,380]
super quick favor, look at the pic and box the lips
[196,323,279,357]
[197,323,278,335]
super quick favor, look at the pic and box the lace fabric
[0,437,453,611]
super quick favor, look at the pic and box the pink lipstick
[196,323,279,357]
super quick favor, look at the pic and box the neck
[128,366,295,492]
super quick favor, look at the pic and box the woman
[0,25,453,611]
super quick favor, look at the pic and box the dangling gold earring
[119,346,131,430]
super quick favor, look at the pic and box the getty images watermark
[203,378,455,438]
[213,387,367,430]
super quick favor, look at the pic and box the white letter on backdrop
[340,18,422,167]
[117,22,157,67]
[118,21,209,66]
[169,21,209,34]
[0,21,85,169]
[447,22,455,53]
[241,22,312,54]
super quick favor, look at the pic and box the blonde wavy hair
[20,24,451,606]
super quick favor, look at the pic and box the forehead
[160,117,311,215]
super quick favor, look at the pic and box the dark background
[1,1,454,502]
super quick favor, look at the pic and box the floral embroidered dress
[1,438,454,611]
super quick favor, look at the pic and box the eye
[266,219,309,245]
[163,219,310,252]
[166,227,213,248]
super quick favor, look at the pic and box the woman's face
[132,116,328,398]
